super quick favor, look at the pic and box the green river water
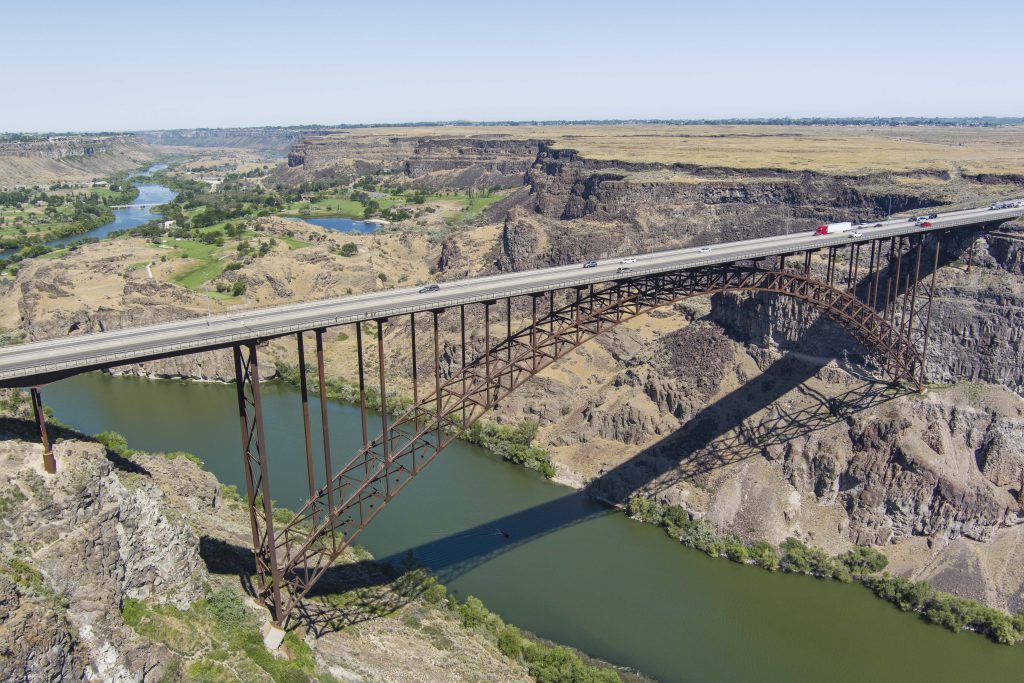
[43,372,1024,682]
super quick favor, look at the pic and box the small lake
[292,216,380,234]
[41,372,1024,683]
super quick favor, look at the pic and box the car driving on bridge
[619,257,637,264]
[583,260,598,268]
[418,284,440,293]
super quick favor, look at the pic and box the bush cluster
[464,420,556,479]
[420,576,620,682]
[626,494,1024,644]
[863,575,1024,644]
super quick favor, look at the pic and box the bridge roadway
[1,203,1021,387]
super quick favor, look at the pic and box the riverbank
[623,495,1024,645]
[38,371,1024,682]
[0,388,633,682]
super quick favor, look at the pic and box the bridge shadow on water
[380,335,908,585]
[387,234,961,584]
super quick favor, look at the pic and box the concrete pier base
[262,622,285,650]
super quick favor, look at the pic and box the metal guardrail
[1,207,1021,383]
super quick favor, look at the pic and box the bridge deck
[1,204,1021,387]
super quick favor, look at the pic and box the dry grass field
[323,124,1024,175]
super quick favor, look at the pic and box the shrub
[458,595,489,629]
[95,430,133,456]
[722,536,749,563]
[862,575,933,612]
[626,496,664,525]
[749,541,780,571]
[231,280,246,297]
[838,546,888,575]
[497,625,523,659]
[340,242,357,257]
[678,518,722,557]
[780,537,837,577]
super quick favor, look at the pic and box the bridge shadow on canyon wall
[380,345,905,585]
[270,230,961,630]
[372,231,962,585]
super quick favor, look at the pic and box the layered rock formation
[0,135,157,189]
[273,132,541,190]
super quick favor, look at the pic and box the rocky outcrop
[140,127,313,154]
[271,132,541,190]
[781,396,1024,546]
[0,136,157,189]
[0,431,207,681]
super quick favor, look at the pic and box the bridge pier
[30,387,55,474]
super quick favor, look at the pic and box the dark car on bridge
[419,284,440,293]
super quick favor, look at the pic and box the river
[41,372,1024,682]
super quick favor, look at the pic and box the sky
[1,0,1022,132]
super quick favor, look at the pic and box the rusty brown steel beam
[410,314,418,431]
[919,236,942,385]
[30,387,55,474]
[865,240,876,307]
[235,342,284,626]
[315,330,334,522]
[376,318,389,496]
[296,333,317,516]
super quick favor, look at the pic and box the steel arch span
[241,252,940,625]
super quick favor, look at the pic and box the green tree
[232,280,247,297]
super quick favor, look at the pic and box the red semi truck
[815,221,853,235]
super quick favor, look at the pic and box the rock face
[139,127,312,154]
[0,135,157,189]
[492,145,1017,271]
[0,433,208,681]
[0,399,556,682]
[272,132,541,190]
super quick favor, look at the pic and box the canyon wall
[0,135,157,188]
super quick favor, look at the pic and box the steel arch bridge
[238,234,945,625]
[5,211,1014,629]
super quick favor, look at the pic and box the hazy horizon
[2,0,1022,132]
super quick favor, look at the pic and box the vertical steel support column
[803,251,811,275]
[894,274,911,378]
[296,333,317,516]
[433,310,442,450]
[315,330,333,517]
[233,345,264,592]
[889,237,904,326]
[234,342,284,626]
[846,243,855,291]
[966,236,975,273]
[355,324,368,450]
[30,387,55,474]
[483,302,492,405]
[531,294,539,372]
[575,287,583,343]
[506,297,512,363]
[906,238,924,340]
[409,313,418,431]
[549,289,555,341]
[919,237,941,385]
[460,304,467,427]
[779,254,786,272]
[865,240,877,307]
[376,319,389,471]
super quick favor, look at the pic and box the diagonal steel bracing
[236,260,933,623]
